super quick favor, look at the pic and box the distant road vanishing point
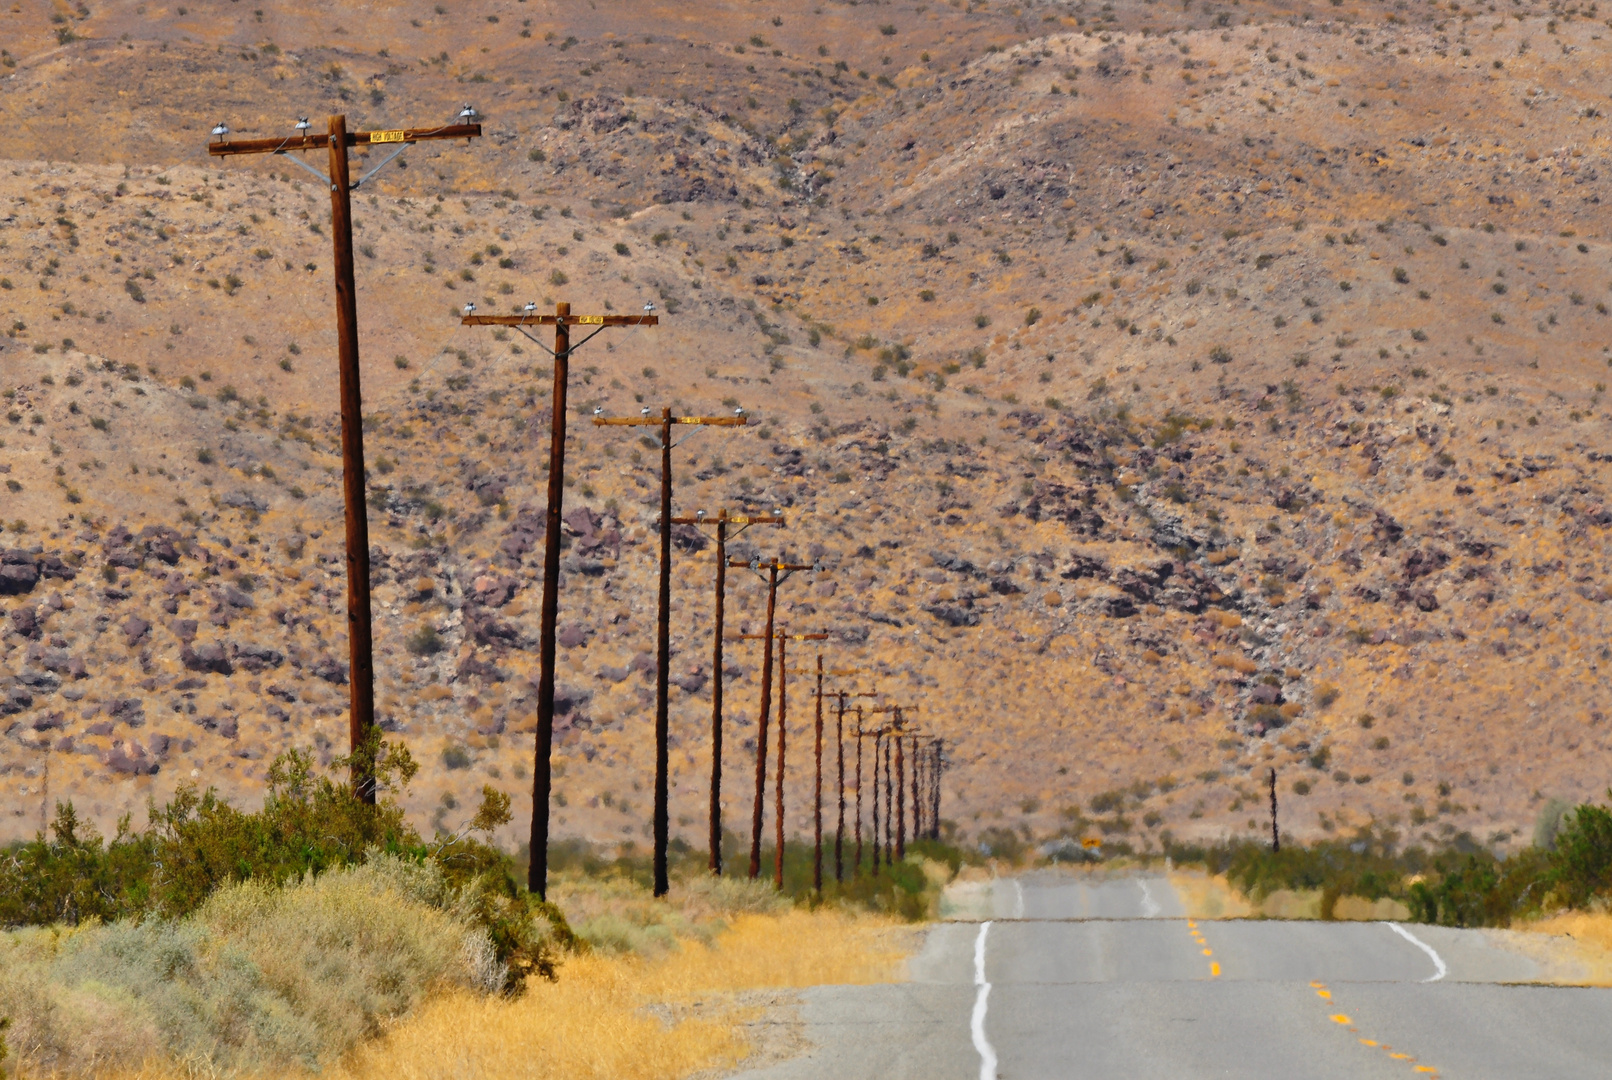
[731,872,1612,1080]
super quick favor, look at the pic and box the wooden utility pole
[785,654,853,892]
[729,560,814,880]
[868,726,882,872]
[857,718,904,873]
[909,734,922,842]
[1269,767,1280,852]
[593,409,747,897]
[738,628,827,889]
[864,705,918,864]
[670,510,783,877]
[883,732,894,864]
[931,738,945,840]
[461,305,658,899]
[812,655,824,891]
[824,687,876,883]
[854,707,866,876]
[208,112,481,802]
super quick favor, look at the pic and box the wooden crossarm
[208,123,482,156]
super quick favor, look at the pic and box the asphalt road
[731,872,1612,1080]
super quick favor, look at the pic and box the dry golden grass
[63,909,911,1080]
[1513,911,1612,986]
[329,908,910,1080]
[1168,870,1254,920]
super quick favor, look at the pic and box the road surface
[731,871,1612,1079]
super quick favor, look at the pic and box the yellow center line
[1189,921,1218,978]
[1313,985,1439,1076]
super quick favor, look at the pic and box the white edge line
[972,921,998,1080]
[1385,921,1448,983]
[1012,879,1025,919]
[1139,879,1162,919]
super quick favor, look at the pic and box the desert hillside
[3,0,1612,857]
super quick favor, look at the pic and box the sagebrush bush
[0,857,504,1076]
[0,739,575,1068]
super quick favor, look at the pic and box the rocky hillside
[3,0,1612,857]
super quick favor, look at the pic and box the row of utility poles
[206,112,950,901]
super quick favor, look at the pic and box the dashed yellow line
[1311,982,1439,1077]
[1186,919,1219,977]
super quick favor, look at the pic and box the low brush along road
[732,872,1612,1079]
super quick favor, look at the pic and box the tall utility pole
[858,719,900,873]
[915,735,928,844]
[593,408,748,897]
[209,111,481,802]
[864,706,919,865]
[784,650,843,892]
[1269,767,1280,852]
[738,628,827,889]
[668,508,782,876]
[825,687,876,883]
[729,559,814,880]
[853,707,867,877]
[883,732,894,865]
[866,725,882,873]
[461,304,658,900]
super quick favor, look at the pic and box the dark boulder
[0,550,40,595]
[1105,596,1138,618]
[1249,683,1285,706]
[105,742,158,776]
[8,606,39,639]
[671,668,708,694]
[923,602,981,628]
[1404,549,1449,581]
[122,616,150,646]
[183,642,234,675]
[221,490,270,512]
[233,642,285,673]
[311,656,349,684]
[105,547,144,570]
[671,524,709,553]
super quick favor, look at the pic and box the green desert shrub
[0,857,504,1076]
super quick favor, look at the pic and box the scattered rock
[923,602,981,627]
[183,642,234,675]
[122,615,150,646]
[105,742,158,776]
[233,642,285,672]
[311,656,349,684]
[671,524,709,553]
[0,550,40,595]
[9,607,40,639]
[671,668,708,693]
[221,490,271,512]
[1372,509,1405,544]
[471,574,519,606]
[1404,549,1450,581]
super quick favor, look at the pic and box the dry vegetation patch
[335,908,911,1080]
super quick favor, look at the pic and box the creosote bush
[1167,793,1612,927]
